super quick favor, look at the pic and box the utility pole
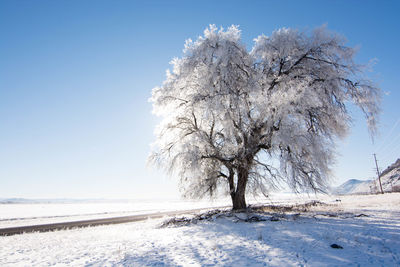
[373,153,384,194]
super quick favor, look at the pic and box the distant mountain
[333,158,400,195]
[332,179,372,195]
[0,198,117,204]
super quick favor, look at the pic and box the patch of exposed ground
[161,200,368,227]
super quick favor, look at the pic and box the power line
[376,118,400,152]
[379,139,400,164]
[376,130,400,155]
[380,144,400,164]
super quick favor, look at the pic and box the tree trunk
[231,190,246,210]
[231,164,249,210]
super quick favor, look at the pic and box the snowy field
[0,195,312,228]
[0,199,234,228]
[1,193,400,266]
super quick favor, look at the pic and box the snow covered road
[0,206,231,236]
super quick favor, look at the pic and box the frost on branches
[149,25,380,210]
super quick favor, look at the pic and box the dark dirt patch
[331,244,344,249]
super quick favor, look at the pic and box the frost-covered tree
[150,25,380,210]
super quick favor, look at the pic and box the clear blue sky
[1,0,399,199]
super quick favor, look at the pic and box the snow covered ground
[1,193,400,266]
[0,195,309,228]
[0,199,233,228]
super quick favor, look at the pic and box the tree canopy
[150,25,380,210]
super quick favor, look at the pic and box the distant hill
[0,198,119,204]
[332,179,372,195]
[376,158,400,192]
[333,158,400,195]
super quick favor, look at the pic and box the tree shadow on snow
[115,212,400,267]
